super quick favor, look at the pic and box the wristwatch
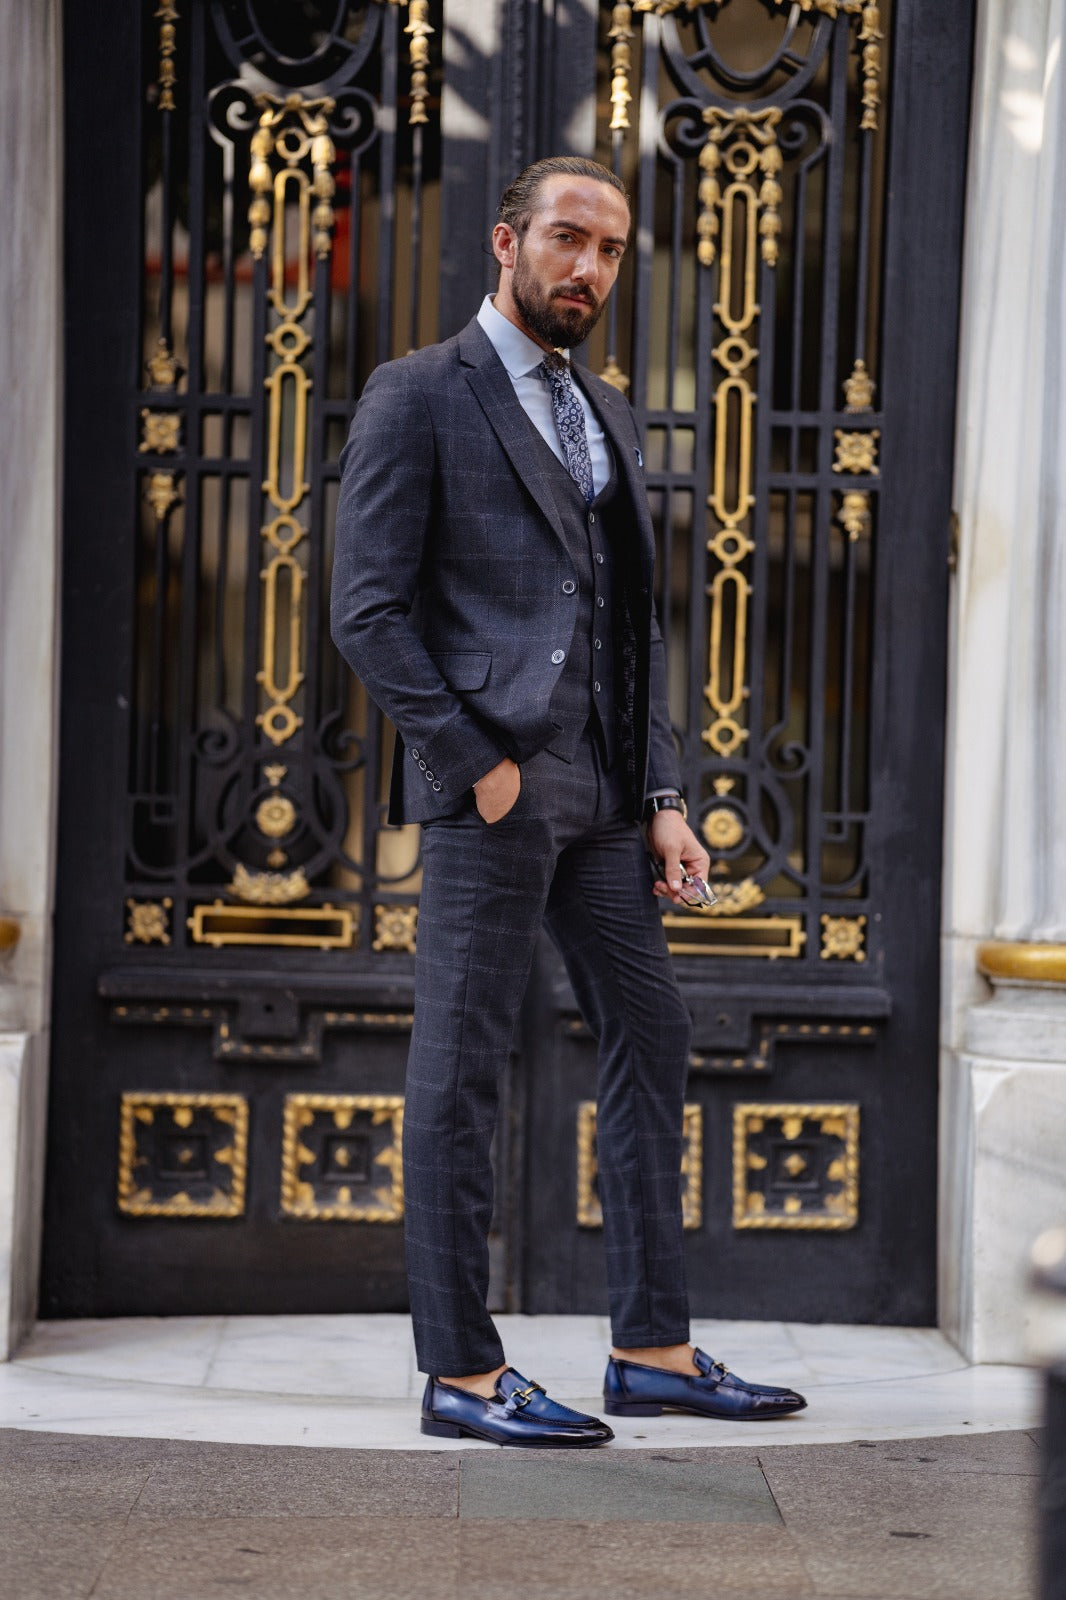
[644,793,687,822]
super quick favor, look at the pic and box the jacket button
[597,596,605,608]
[589,512,596,524]
[595,553,604,565]
[562,579,576,594]
[594,681,602,693]
[551,649,565,665]
[432,781,441,791]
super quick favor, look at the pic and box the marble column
[941,0,1066,1362]
[0,0,62,1358]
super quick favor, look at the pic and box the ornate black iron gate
[44,0,973,1323]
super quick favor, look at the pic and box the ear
[492,222,518,273]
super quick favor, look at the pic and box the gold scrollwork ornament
[145,471,181,522]
[155,2,178,113]
[820,913,867,962]
[834,429,880,475]
[838,490,871,542]
[608,4,634,132]
[843,358,876,412]
[125,897,172,945]
[255,794,297,840]
[702,807,744,850]
[404,0,434,127]
[139,410,181,454]
[373,904,419,953]
[146,337,183,389]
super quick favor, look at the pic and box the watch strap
[644,793,688,822]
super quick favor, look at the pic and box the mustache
[551,286,598,310]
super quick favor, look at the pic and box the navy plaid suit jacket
[331,315,680,825]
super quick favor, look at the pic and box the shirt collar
[477,294,569,379]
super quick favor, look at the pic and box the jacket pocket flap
[433,651,491,691]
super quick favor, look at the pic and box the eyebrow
[545,217,629,249]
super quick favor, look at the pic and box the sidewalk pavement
[0,1425,1042,1599]
[0,1316,1045,1598]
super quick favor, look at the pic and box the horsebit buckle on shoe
[511,1382,545,1409]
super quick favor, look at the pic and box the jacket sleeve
[330,361,506,800]
[645,598,682,796]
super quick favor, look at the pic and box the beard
[510,245,608,350]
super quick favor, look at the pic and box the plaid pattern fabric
[404,737,691,1376]
[331,317,682,825]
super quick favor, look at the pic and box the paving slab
[129,1443,460,1520]
[757,1429,1044,1478]
[0,1517,128,1600]
[0,1458,153,1521]
[459,1448,780,1524]
[759,1437,1038,1600]
[88,1515,460,1600]
[457,1519,814,1600]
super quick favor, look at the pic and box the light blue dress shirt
[476,295,611,496]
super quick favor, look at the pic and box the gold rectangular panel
[117,1092,248,1218]
[577,1100,702,1230]
[733,1102,860,1231]
[281,1093,404,1222]
[664,914,806,959]
[188,900,354,949]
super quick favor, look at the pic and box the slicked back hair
[496,156,630,242]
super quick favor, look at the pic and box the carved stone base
[941,976,1066,1364]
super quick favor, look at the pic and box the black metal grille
[128,0,440,961]
[586,2,889,975]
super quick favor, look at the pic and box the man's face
[497,175,630,350]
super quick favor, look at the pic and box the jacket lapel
[575,367,656,576]
[458,318,567,547]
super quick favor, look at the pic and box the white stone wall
[941,0,1066,1361]
[0,0,63,1358]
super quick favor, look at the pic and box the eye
[554,231,575,243]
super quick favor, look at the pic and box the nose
[572,240,602,289]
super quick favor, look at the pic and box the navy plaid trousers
[403,733,692,1376]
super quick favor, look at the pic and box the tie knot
[540,351,569,378]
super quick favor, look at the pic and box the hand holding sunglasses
[647,855,718,909]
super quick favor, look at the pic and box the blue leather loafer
[421,1367,614,1447]
[604,1348,807,1420]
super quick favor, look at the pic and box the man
[332,155,806,1447]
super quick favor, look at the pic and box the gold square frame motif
[733,1102,859,1230]
[117,1092,249,1218]
[577,1100,703,1230]
[280,1093,405,1222]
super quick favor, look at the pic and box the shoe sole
[604,1400,806,1420]
[421,1417,613,1447]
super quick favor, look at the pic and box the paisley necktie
[540,352,595,505]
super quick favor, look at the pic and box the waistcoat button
[595,553,604,565]
[562,579,576,594]
[551,649,565,665]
